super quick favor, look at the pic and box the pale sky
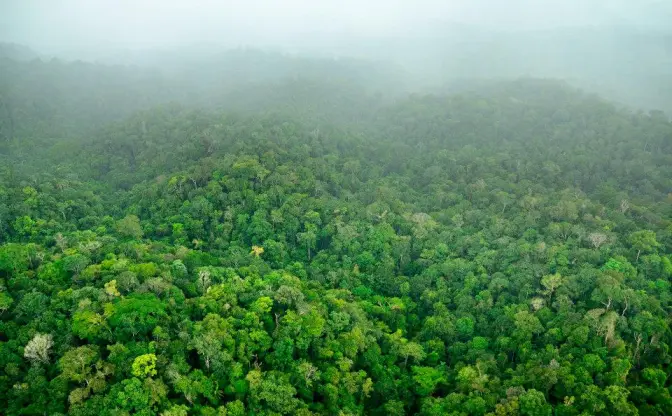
[1,0,670,50]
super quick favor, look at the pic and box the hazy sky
[1,0,670,50]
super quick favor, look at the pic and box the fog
[1,0,671,112]
[2,0,671,50]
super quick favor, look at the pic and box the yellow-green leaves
[115,214,143,239]
[250,245,264,257]
[132,353,157,378]
[104,279,121,297]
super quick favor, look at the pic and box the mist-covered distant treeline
[0,46,406,140]
[1,21,670,143]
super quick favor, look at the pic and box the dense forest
[0,46,671,416]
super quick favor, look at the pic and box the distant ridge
[0,42,38,61]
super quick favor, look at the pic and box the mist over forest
[0,1,671,415]
[2,0,672,115]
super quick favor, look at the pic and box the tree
[24,333,53,364]
[116,214,143,239]
[250,245,264,257]
[190,313,235,371]
[132,354,158,378]
[540,273,563,303]
[108,293,167,339]
[0,290,13,315]
[456,316,475,339]
[58,345,107,403]
[388,330,426,365]
[162,405,189,416]
[255,373,300,414]
[297,230,317,261]
[519,389,551,416]
[72,309,107,341]
[108,376,165,414]
[196,269,212,294]
[628,230,660,261]
[456,365,488,392]
[513,310,544,341]
[0,243,31,273]
[105,279,121,297]
[62,253,90,276]
[412,366,445,396]
[587,232,608,249]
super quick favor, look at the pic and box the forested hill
[0,51,671,416]
[0,43,38,61]
[0,51,397,141]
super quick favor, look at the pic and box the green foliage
[115,215,143,239]
[108,294,167,339]
[412,366,445,395]
[519,389,552,416]
[629,230,661,260]
[0,243,31,273]
[0,59,670,415]
[132,354,157,378]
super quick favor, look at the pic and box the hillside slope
[0,78,670,415]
